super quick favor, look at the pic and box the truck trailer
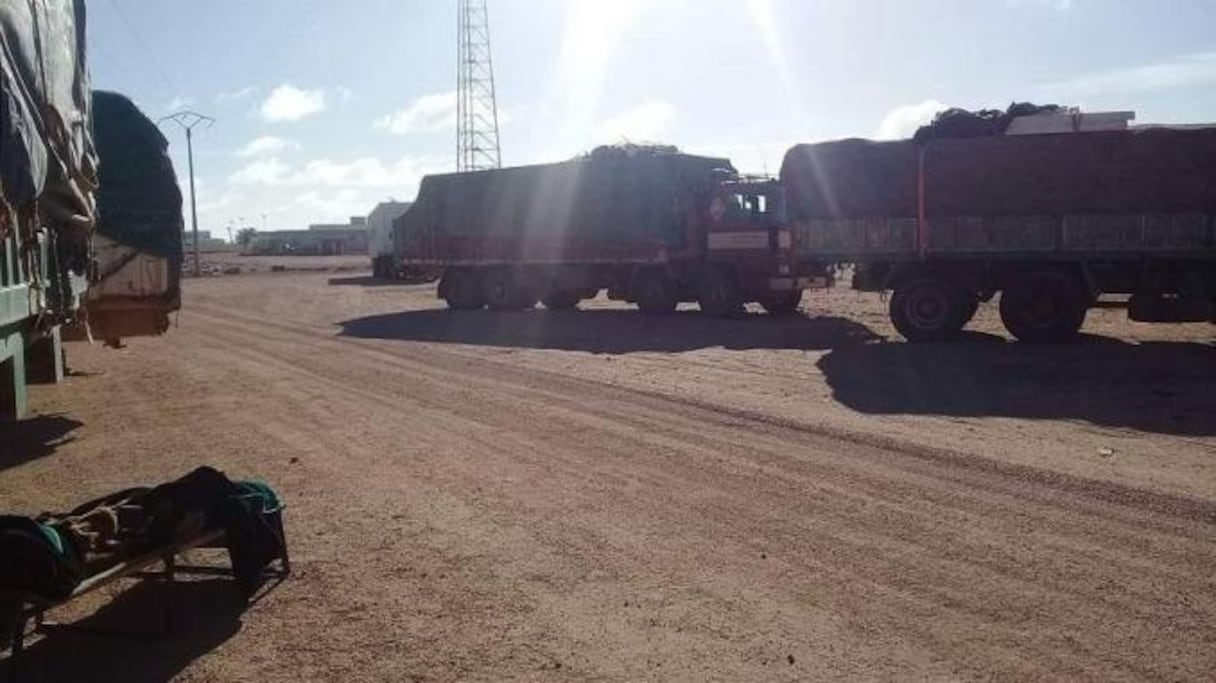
[782,110,1216,342]
[1,0,97,419]
[368,200,412,279]
[393,146,824,316]
[75,90,184,346]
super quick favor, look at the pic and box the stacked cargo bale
[781,114,1216,221]
[82,91,184,342]
[396,147,734,260]
[91,90,184,283]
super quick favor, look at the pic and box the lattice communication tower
[456,0,501,172]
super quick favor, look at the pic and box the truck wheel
[483,270,536,311]
[999,270,1088,343]
[698,268,743,317]
[441,269,485,310]
[634,270,677,315]
[889,277,967,342]
[541,290,581,310]
[760,290,802,316]
[956,295,980,327]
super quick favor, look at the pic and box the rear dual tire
[889,277,968,342]
[634,270,677,315]
[698,268,743,318]
[759,290,803,316]
[482,269,537,311]
[440,269,486,311]
[999,270,1088,343]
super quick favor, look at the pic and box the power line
[158,111,214,278]
[105,0,175,92]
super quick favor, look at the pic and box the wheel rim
[487,278,509,305]
[1018,281,1066,330]
[906,286,951,330]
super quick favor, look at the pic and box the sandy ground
[2,259,1214,681]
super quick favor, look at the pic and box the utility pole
[456,0,501,172]
[158,111,214,277]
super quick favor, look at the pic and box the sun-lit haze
[87,0,1216,235]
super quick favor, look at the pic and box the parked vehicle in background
[73,90,184,347]
[782,109,1216,342]
[0,0,97,419]
[368,201,412,278]
[393,145,826,315]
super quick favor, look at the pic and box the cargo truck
[393,146,825,316]
[1,0,97,419]
[368,201,412,279]
[782,110,1216,342]
[73,91,184,346]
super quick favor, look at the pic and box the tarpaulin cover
[92,90,183,263]
[912,102,1066,143]
[395,148,734,255]
[0,0,96,230]
[781,128,1216,219]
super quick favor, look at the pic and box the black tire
[541,290,581,310]
[634,270,677,315]
[760,290,803,316]
[698,267,743,317]
[889,277,967,342]
[999,270,1088,343]
[483,269,536,311]
[441,269,485,310]
[956,295,980,327]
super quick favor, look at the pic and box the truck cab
[698,178,827,315]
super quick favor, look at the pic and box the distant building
[182,229,229,251]
[247,216,368,255]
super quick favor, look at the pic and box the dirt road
[3,263,1215,681]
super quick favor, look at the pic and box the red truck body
[780,124,1216,341]
[394,147,822,315]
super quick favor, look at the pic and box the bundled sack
[1,467,286,602]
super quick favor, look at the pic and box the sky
[86,0,1216,237]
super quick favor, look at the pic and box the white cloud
[260,84,326,122]
[874,99,945,140]
[235,136,300,158]
[229,158,292,185]
[374,92,457,135]
[1009,0,1074,9]
[1041,52,1216,98]
[228,155,445,189]
[593,100,677,142]
[215,86,257,104]
[164,95,194,112]
[294,189,365,219]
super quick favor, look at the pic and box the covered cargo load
[782,128,1216,220]
[392,146,812,316]
[781,108,1216,343]
[79,90,183,343]
[1,0,96,418]
[782,128,1216,257]
[395,149,734,264]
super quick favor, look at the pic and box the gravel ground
[2,260,1214,682]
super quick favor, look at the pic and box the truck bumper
[768,276,829,291]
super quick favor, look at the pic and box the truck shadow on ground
[2,579,244,683]
[327,275,404,288]
[0,414,82,473]
[818,334,1216,436]
[337,308,881,354]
